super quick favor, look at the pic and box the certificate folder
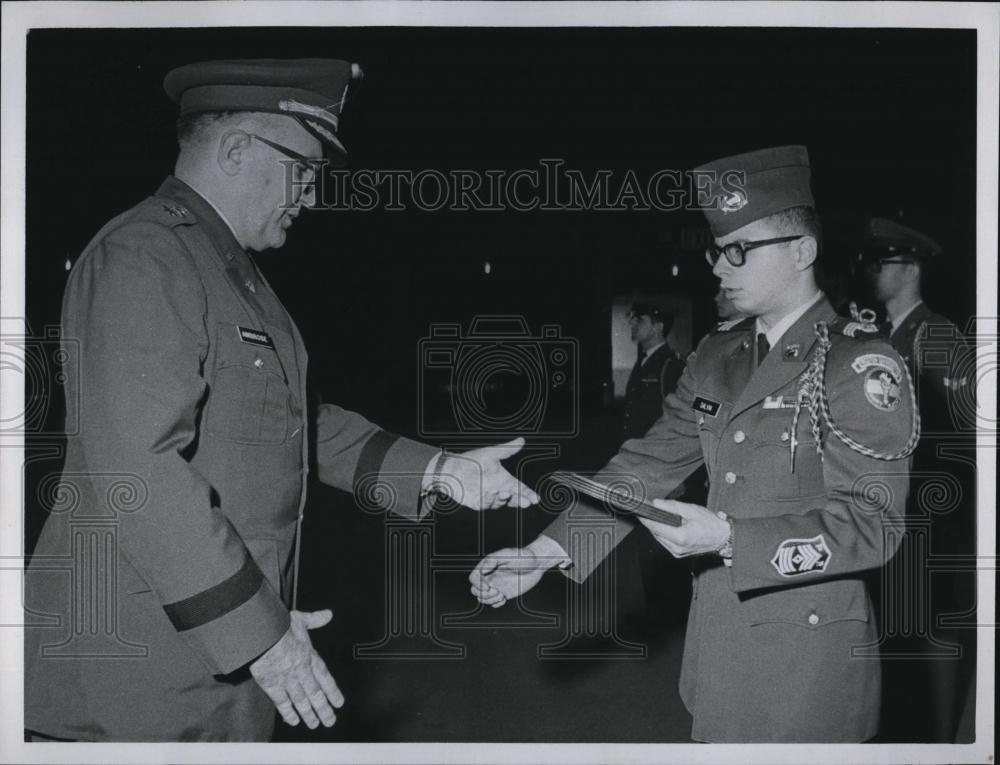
[547,471,683,527]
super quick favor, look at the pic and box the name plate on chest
[692,396,721,417]
[237,325,275,350]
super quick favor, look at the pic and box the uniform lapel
[722,326,755,406]
[730,297,836,420]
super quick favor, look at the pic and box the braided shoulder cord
[796,321,921,461]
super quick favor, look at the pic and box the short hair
[176,110,254,149]
[766,206,823,258]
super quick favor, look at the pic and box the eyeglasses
[705,235,805,268]
[248,133,321,185]
[861,258,915,274]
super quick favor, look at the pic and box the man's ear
[218,130,251,176]
[794,236,818,271]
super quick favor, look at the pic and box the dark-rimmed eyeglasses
[705,235,805,268]
[249,133,322,184]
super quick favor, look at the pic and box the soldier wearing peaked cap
[858,217,977,742]
[24,58,538,742]
[623,297,686,443]
[472,145,918,742]
[858,217,972,431]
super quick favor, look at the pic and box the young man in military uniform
[470,146,918,742]
[859,217,976,741]
[24,58,537,742]
[622,298,686,442]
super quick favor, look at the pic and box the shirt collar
[755,291,824,347]
[888,299,924,328]
[640,341,666,361]
[155,176,247,261]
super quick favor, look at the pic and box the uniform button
[254,357,263,369]
[724,471,737,484]
[733,430,746,443]
[698,415,705,426]
[780,430,790,442]
[808,612,820,626]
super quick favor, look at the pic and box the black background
[23,26,978,742]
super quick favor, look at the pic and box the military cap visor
[864,217,942,259]
[694,145,815,238]
[164,58,362,156]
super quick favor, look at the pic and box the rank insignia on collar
[783,344,800,359]
[162,203,188,218]
[771,534,832,577]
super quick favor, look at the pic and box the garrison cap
[864,217,942,259]
[694,145,814,237]
[164,58,363,156]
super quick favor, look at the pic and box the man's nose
[712,256,729,279]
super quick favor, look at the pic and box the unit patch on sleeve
[851,353,903,412]
[771,534,832,577]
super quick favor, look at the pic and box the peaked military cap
[864,217,942,259]
[164,58,363,156]
[694,145,815,237]
[630,295,673,323]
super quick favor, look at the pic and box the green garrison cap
[694,145,814,237]
[164,58,363,156]
[865,217,943,258]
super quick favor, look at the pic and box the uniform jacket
[24,177,437,741]
[544,297,916,742]
[622,343,685,442]
[888,301,972,434]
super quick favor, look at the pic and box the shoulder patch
[855,354,903,412]
[851,353,902,380]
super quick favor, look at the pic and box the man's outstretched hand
[425,437,540,510]
[249,609,344,729]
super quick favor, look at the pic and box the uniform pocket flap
[747,580,869,629]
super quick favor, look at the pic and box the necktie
[756,333,770,367]
[627,349,647,390]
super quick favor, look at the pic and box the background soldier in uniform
[859,217,976,741]
[622,298,685,442]
[23,58,537,742]
[471,146,918,742]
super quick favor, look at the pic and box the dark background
[23,26,978,742]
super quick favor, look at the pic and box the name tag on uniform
[237,325,275,350]
[692,397,721,417]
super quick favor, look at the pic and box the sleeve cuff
[174,577,290,676]
[529,534,573,570]
[354,434,439,520]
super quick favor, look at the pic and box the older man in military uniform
[24,59,537,742]
[471,146,918,742]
